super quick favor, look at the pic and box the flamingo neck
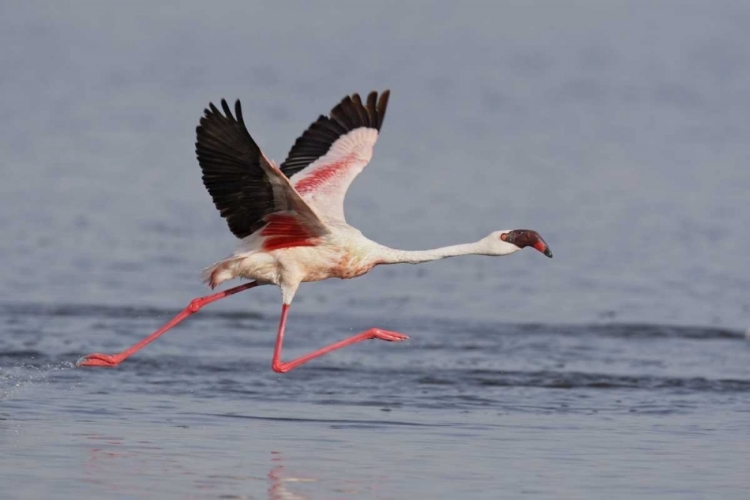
[377,239,502,265]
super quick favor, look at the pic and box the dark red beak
[503,229,553,258]
[534,241,553,258]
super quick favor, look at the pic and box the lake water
[2,1,749,498]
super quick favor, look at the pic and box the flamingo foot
[367,328,409,342]
[76,353,124,368]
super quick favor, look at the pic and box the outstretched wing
[280,90,390,222]
[196,99,329,240]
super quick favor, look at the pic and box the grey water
[2,1,750,498]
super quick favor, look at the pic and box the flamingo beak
[533,241,553,258]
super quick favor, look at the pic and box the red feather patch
[293,153,357,195]
[260,213,321,251]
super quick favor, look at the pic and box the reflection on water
[268,452,316,500]
[80,436,384,499]
[83,434,206,497]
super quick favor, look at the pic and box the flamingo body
[206,226,378,290]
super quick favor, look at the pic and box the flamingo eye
[500,233,507,241]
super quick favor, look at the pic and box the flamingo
[77,90,553,373]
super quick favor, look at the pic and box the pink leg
[271,304,409,373]
[77,281,259,368]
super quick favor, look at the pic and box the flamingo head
[487,229,553,258]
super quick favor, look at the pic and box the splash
[0,362,75,400]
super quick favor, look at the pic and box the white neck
[376,238,518,265]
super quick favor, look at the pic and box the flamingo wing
[196,99,329,241]
[280,90,390,222]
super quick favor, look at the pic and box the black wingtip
[376,89,390,130]
[366,91,378,128]
[194,95,273,239]
[350,93,369,128]
[203,99,243,122]
[220,99,232,119]
[234,99,244,124]
[279,89,392,177]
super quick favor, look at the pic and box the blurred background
[2,0,748,327]
[2,2,749,499]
